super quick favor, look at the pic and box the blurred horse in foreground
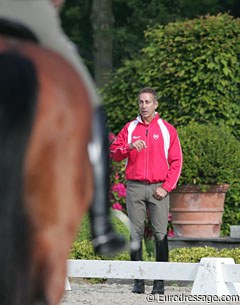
[0,19,125,305]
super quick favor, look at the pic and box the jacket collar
[136,112,160,125]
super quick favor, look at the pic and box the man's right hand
[130,140,147,152]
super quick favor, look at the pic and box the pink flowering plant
[167,213,174,237]
[109,133,127,213]
[110,164,127,211]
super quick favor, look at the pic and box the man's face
[138,92,158,123]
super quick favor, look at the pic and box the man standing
[110,87,182,294]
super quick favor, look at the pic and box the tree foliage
[61,0,240,74]
[103,13,240,139]
[60,0,93,71]
[112,0,226,66]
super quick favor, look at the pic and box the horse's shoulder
[24,43,78,83]
[21,42,91,108]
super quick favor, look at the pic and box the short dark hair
[138,87,158,101]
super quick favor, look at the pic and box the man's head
[138,87,158,124]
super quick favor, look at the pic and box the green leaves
[103,13,240,137]
[177,122,240,185]
[170,247,240,263]
[177,122,240,234]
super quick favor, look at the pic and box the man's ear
[154,101,158,109]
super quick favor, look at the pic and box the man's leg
[148,185,169,294]
[126,181,147,294]
[130,241,144,294]
[151,234,169,294]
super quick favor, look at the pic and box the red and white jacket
[110,113,183,192]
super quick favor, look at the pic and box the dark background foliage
[61,0,240,74]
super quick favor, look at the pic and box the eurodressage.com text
[146,293,240,303]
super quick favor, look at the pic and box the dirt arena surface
[60,279,240,305]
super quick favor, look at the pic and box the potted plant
[170,122,240,238]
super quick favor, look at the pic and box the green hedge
[169,247,240,264]
[69,239,240,264]
[177,123,240,185]
[70,214,129,260]
[70,216,240,263]
[177,123,240,234]
[102,13,240,138]
[70,214,131,260]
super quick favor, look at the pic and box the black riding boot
[151,234,169,295]
[130,241,145,294]
[89,106,126,256]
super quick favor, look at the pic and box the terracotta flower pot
[169,184,230,238]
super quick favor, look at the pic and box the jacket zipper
[145,127,149,180]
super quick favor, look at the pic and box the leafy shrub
[70,212,130,260]
[218,247,240,264]
[102,13,240,138]
[111,213,130,240]
[69,239,130,261]
[77,213,131,239]
[170,246,218,263]
[69,240,102,260]
[70,242,240,265]
[176,122,240,234]
[73,213,131,248]
[170,246,240,264]
[75,215,91,242]
[222,183,240,234]
[177,122,240,185]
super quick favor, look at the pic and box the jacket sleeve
[110,124,132,162]
[162,128,183,192]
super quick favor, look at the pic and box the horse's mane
[0,51,38,305]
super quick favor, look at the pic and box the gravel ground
[60,279,240,305]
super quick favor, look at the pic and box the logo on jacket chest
[132,134,160,140]
[132,135,141,139]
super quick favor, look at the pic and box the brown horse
[0,35,93,305]
[0,19,126,305]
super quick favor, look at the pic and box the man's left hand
[153,186,168,201]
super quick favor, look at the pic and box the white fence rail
[67,259,198,281]
[66,258,240,296]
